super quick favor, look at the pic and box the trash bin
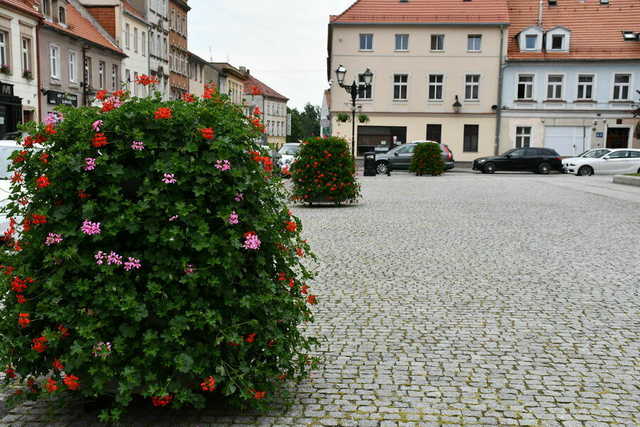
[364,152,377,176]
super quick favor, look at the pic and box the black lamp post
[453,95,462,114]
[335,65,373,156]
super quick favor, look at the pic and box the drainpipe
[494,25,506,155]
[36,21,43,121]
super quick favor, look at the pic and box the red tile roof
[0,0,42,18]
[44,2,124,56]
[507,0,640,60]
[330,0,509,24]
[122,0,145,21]
[244,74,288,102]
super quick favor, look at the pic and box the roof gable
[244,75,288,102]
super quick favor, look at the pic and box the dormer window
[545,27,571,52]
[58,6,66,25]
[519,26,543,51]
[525,34,538,49]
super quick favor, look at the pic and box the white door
[544,126,590,156]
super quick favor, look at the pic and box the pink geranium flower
[44,233,63,246]
[92,120,103,132]
[81,220,101,235]
[162,173,177,184]
[84,158,96,171]
[131,141,144,151]
[228,211,239,225]
[215,160,231,171]
[124,257,142,271]
[234,193,244,202]
[169,215,179,222]
[107,251,123,265]
[243,232,261,250]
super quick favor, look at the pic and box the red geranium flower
[136,74,159,86]
[78,190,90,199]
[22,136,34,148]
[11,276,29,293]
[44,124,57,135]
[95,90,108,100]
[112,89,127,98]
[251,390,266,399]
[200,128,215,139]
[16,294,26,304]
[31,214,47,224]
[32,336,48,353]
[245,333,257,343]
[52,359,64,371]
[182,93,195,103]
[39,153,49,163]
[92,133,109,148]
[250,85,262,96]
[151,395,172,407]
[253,106,262,116]
[58,324,70,337]
[5,368,15,379]
[154,107,172,120]
[285,221,297,232]
[10,172,22,183]
[63,374,80,390]
[36,175,50,188]
[18,313,30,328]
[306,295,318,305]
[200,376,216,392]
[45,378,58,393]
[12,150,28,163]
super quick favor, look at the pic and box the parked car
[375,141,455,174]
[563,148,640,176]
[473,147,562,174]
[561,149,611,175]
[276,143,300,169]
[0,139,20,234]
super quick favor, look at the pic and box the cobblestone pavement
[2,173,640,426]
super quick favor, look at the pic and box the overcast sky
[188,0,355,110]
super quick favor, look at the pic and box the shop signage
[47,91,78,107]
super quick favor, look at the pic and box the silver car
[375,141,455,174]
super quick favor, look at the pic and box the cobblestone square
[2,173,639,426]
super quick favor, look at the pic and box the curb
[613,175,640,187]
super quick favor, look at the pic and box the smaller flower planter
[22,70,33,80]
[0,65,11,75]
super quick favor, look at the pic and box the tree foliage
[287,104,320,143]
[409,143,445,176]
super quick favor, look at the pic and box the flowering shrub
[409,142,445,176]
[0,85,318,421]
[290,136,360,205]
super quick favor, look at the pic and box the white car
[0,139,21,233]
[563,148,640,176]
[276,143,300,168]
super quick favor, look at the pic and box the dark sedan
[473,147,563,174]
[376,141,455,174]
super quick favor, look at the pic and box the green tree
[287,103,320,142]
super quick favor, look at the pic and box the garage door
[544,126,590,156]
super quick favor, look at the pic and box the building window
[463,124,479,152]
[134,28,138,53]
[68,50,77,82]
[84,56,92,88]
[517,74,534,100]
[577,75,594,100]
[125,24,130,49]
[428,74,444,101]
[467,35,482,51]
[21,38,31,73]
[525,34,537,50]
[546,74,563,100]
[426,124,442,143]
[49,44,60,78]
[393,74,408,100]
[111,64,118,90]
[42,0,51,17]
[551,34,564,50]
[358,73,373,99]
[98,61,105,89]
[465,74,480,100]
[430,34,444,51]
[359,33,373,50]
[134,72,139,96]
[515,126,531,148]
[0,32,8,68]
[58,6,66,24]
[141,32,146,56]
[613,74,631,100]
[395,34,409,51]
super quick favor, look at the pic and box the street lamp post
[335,65,373,157]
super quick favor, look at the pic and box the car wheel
[537,163,551,175]
[577,166,594,176]
[376,161,388,175]
[483,163,496,174]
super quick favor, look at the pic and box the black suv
[473,148,563,174]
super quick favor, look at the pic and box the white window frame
[141,31,146,56]
[467,34,482,52]
[515,126,532,148]
[430,34,444,51]
[21,37,31,73]
[111,64,118,90]
[576,74,595,100]
[393,73,408,101]
[612,73,632,101]
[49,44,60,79]
[395,34,409,51]
[524,34,538,50]
[357,73,373,100]
[125,23,130,49]
[134,27,138,53]
[359,33,373,51]
[0,32,8,67]
[68,50,77,83]
[546,73,564,100]
[465,74,480,101]
[550,34,565,51]
[427,74,444,101]
[516,74,535,100]
[98,61,105,89]
[545,28,571,52]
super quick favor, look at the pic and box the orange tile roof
[0,0,42,18]
[44,2,124,56]
[331,0,509,24]
[507,0,640,60]
[244,74,288,102]
[122,0,145,22]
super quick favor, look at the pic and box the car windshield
[582,149,610,159]
[0,146,15,179]
[501,149,517,156]
[279,145,299,155]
